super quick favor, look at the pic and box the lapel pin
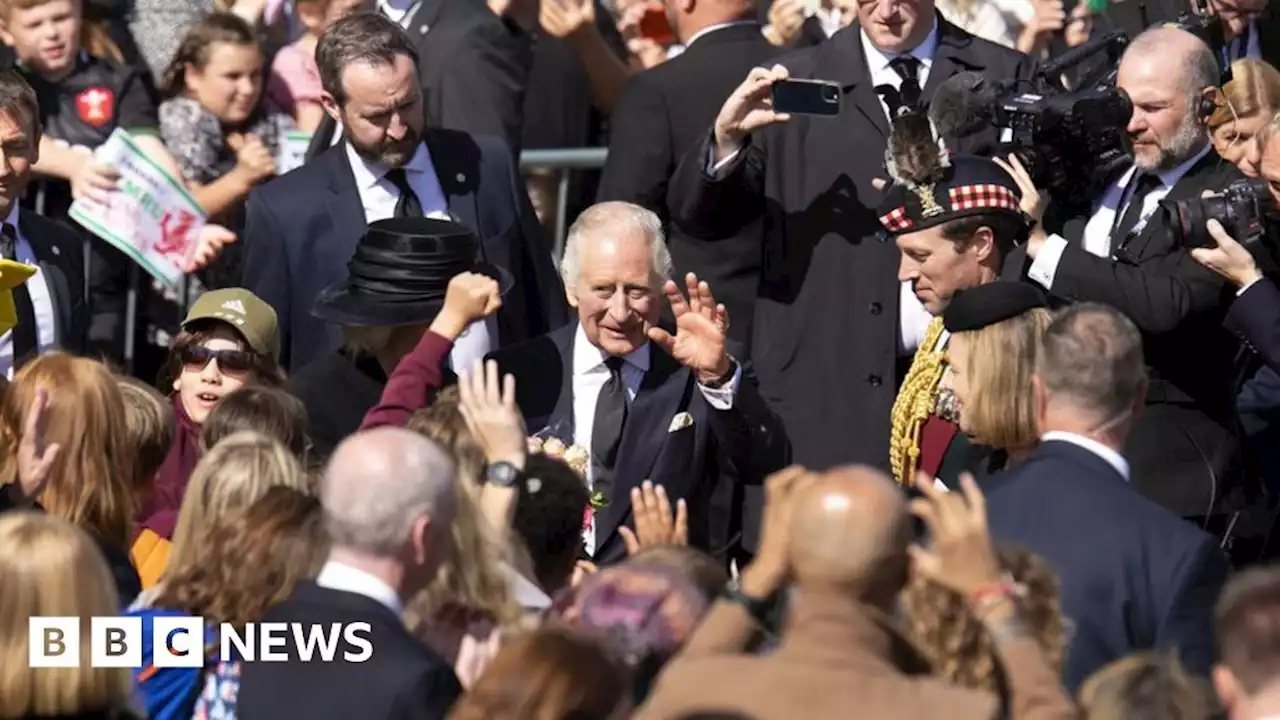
[420,24,429,34]
[51,246,60,256]
[455,173,466,183]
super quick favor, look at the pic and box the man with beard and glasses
[241,12,567,372]
[1002,26,1246,533]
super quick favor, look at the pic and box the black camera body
[993,87,1134,214]
[1166,178,1275,250]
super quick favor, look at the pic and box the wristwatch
[720,577,773,623]
[485,461,523,487]
[702,356,739,389]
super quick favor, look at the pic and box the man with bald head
[487,200,789,565]
[238,428,463,720]
[1006,26,1245,527]
[638,466,1074,719]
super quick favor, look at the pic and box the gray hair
[1036,303,1148,423]
[560,201,674,292]
[316,12,419,106]
[320,427,456,556]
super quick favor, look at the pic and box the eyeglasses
[180,345,256,374]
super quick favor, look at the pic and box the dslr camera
[1166,178,1276,251]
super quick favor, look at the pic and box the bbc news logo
[29,617,373,668]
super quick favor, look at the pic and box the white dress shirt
[316,559,404,615]
[377,0,421,27]
[1041,430,1131,481]
[1,205,57,380]
[1027,143,1212,290]
[570,324,741,553]
[345,141,496,372]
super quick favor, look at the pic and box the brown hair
[901,546,1066,693]
[159,12,261,99]
[161,323,285,394]
[1215,565,1280,693]
[155,486,327,628]
[0,68,41,138]
[116,376,174,491]
[953,307,1052,451]
[315,11,418,105]
[200,385,309,458]
[405,386,485,488]
[0,354,135,548]
[1209,59,1280,132]
[1079,652,1217,720]
[448,627,632,720]
[0,0,122,64]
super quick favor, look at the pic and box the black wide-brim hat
[313,217,514,327]
[877,155,1026,236]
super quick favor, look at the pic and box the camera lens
[821,85,838,102]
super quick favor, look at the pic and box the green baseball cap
[182,288,280,362]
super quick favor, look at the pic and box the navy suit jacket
[1225,278,1280,377]
[487,323,790,564]
[241,128,568,371]
[21,210,88,356]
[984,439,1229,691]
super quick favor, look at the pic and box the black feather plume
[878,81,948,187]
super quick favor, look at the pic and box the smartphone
[771,79,842,117]
[638,6,676,45]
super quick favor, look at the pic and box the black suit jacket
[242,128,569,372]
[666,18,1036,473]
[598,23,780,351]
[307,0,529,158]
[1225,277,1280,377]
[20,210,88,356]
[985,439,1228,691]
[1003,151,1243,520]
[237,582,462,720]
[486,323,790,561]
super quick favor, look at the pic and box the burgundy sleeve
[360,331,455,430]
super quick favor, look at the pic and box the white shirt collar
[1041,431,1131,481]
[860,16,940,75]
[572,322,650,377]
[316,559,404,615]
[344,141,434,191]
[686,20,758,47]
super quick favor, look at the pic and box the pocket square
[668,412,694,433]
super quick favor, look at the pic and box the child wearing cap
[140,288,284,540]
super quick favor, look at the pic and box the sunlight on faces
[1213,112,1269,174]
[186,41,264,126]
[0,0,80,81]
[1258,133,1280,206]
[856,0,934,52]
[567,230,663,357]
[329,53,424,168]
[173,326,253,425]
[944,332,972,433]
[1118,52,1206,172]
[896,224,992,315]
[0,109,37,218]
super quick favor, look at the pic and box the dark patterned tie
[889,56,923,109]
[385,168,424,218]
[1,223,38,367]
[591,356,629,500]
[1112,173,1162,245]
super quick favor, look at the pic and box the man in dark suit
[238,428,462,719]
[597,0,779,350]
[664,1,1036,524]
[0,69,86,378]
[307,0,529,156]
[487,201,790,564]
[1003,27,1243,525]
[243,12,567,372]
[983,303,1229,691]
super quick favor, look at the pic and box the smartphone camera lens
[821,86,839,103]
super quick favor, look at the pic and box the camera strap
[1110,172,1164,245]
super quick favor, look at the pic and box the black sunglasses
[180,345,256,374]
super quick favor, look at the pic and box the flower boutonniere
[527,433,606,532]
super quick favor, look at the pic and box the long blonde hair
[953,307,1053,452]
[0,354,135,548]
[168,431,309,574]
[1209,59,1280,133]
[0,513,136,717]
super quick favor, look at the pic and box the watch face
[488,462,517,486]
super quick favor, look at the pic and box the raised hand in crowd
[1190,218,1263,289]
[458,358,527,535]
[739,465,817,598]
[907,472,1003,600]
[1064,2,1093,49]
[617,2,669,70]
[763,0,807,47]
[16,386,60,501]
[713,65,793,163]
[993,152,1049,250]
[429,271,504,341]
[184,224,239,272]
[540,0,596,40]
[619,480,689,555]
[228,132,277,188]
[647,272,734,385]
[1017,0,1066,55]
[71,156,120,205]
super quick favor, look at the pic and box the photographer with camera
[1003,26,1245,528]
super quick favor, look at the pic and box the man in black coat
[665,2,1036,511]
[597,0,779,350]
[984,303,1228,691]
[244,13,567,372]
[238,428,462,719]
[1002,27,1243,525]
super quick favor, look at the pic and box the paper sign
[277,131,312,174]
[68,129,206,291]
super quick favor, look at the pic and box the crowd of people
[4,0,1280,716]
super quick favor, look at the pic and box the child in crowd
[143,287,284,539]
[117,375,175,589]
[266,0,362,132]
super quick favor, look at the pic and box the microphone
[928,71,1002,140]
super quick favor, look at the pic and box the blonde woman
[943,282,1053,473]
[131,430,310,608]
[0,513,139,719]
[1209,59,1280,174]
[0,354,141,605]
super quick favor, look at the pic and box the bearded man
[241,12,567,371]
[1002,26,1245,528]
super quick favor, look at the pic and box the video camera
[1166,178,1277,252]
[1160,0,1234,84]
